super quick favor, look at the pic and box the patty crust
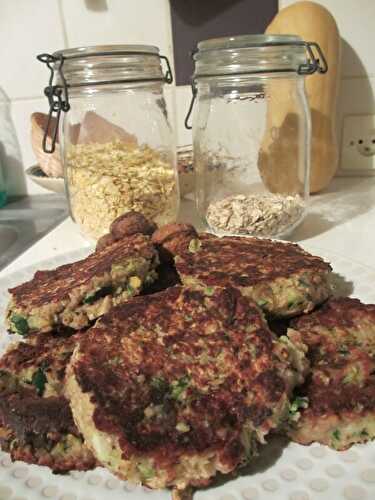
[0,332,96,472]
[6,233,158,335]
[289,297,375,450]
[155,227,332,318]
[66,286,307,493]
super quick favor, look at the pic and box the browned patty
[9,234,156,309]
[289,297,375,450]
[6,233,158,334]
[0,333,96,472]
[156,229,332,318]
[66,286,307,491]
[0,331,75,391]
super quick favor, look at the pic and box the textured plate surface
[1,245,375,500]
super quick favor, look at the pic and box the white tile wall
[0,0,66,100]
[60,0,173,60]
[0,0,374,196]
[0,0,66,195]
[0,0,174,196]
[338,77,375,118]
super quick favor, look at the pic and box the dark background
[170,0,278,85]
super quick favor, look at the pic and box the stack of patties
[152,224,375,454]
[1,212,161,472]
[288,297,375,450]
[8,212,371,495]
[65,285,308,496]
[96,212,181,294]
[0,332,96,472]
[6,228,159,336]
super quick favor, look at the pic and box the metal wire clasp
[184,81,197,130]
[160,55,173,84]
[37,53,70,154]
[298,42,328,75]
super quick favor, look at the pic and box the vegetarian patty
[0,332,96,472]
[66,286,307,494]
[289,297,375,450]
[6,233,158,335]
[153,226,332,318]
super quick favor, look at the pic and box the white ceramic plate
[26,165,65,194]
[1,245,375,500]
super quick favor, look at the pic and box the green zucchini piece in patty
[9,314,29,336]
[31,367,48,396]
[138,462,155,480]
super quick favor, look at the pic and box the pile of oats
[206,193,305,237]
[67,141,178,240]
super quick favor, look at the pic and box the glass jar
[187,35,327,238]
[39,45,179,241]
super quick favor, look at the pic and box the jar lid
[193,34,327,78]
[184,34,327,130]
[54,44,160,58]
[52,44,168,86]
[196,34,302,51]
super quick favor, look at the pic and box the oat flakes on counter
[67,141,178,240]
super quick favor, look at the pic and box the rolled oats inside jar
[206,193,305,237]
[67,141,178,240]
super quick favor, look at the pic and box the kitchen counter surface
[1,175,375,279]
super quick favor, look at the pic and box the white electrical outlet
[340,114,375,175]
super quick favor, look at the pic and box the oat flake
[206,193,305,237]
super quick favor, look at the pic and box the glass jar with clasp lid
[185,35,327,238]
[38,45,179,241]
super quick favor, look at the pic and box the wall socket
[339,114,375,175]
